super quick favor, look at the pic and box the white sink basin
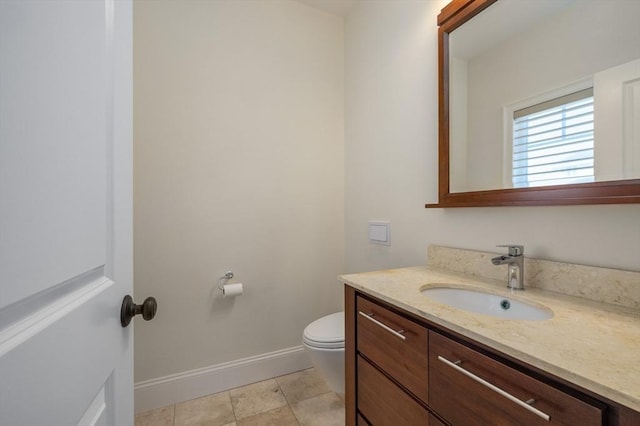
[422,287,553,320]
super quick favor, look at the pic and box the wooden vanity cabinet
[356,296,428,403]
[345,285,639,426]
[429,331,604,425]
[357,356,430,425]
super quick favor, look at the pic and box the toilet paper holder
[218,271,234,291]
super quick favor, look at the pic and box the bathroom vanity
[341,248,640,426]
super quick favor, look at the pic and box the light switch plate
[368,221,390,245]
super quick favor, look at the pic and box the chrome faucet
[491,245,525,290]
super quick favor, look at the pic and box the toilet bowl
[303,312,345,396]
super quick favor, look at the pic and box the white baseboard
[134,346,312,414]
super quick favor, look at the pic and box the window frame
[502,79,594,188]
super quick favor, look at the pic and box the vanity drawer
[356,296,428,402]
[428,331,604,426]
[357,355,431,426]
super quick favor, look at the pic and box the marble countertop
[339,266,640,412]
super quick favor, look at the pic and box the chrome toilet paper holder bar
[218,271,234,291]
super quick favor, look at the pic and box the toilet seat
[303,312,344,349]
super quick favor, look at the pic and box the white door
[0,0,135,425]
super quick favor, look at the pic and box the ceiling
[296,0,359,16]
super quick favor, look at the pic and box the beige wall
[344,0,640,273]
[134,0,344,382]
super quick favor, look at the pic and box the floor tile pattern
[135,368,345,426]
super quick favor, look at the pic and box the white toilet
[302,311,345,396]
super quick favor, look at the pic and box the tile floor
[135,368,345,426]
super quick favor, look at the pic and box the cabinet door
[429,331,605,426]
[357,296,428,402]
[358,356,430,426]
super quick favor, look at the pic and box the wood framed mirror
[426,0,640,207]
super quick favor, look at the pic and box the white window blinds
[512,88,594,188]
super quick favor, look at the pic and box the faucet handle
[497,244,524,256]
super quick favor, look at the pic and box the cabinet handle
[358,311,406,340]
[437,356,550,421]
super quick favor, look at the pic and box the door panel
[0,0,133,424]
[78,382,111,426]
[0,0,108,308]
[1,278,119,425]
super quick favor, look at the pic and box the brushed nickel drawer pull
[358,311,407,340]
[438,356,550,421]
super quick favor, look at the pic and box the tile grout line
[226,390,239,425]
[274,376,302,426]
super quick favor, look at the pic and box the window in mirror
[510,87,594,188]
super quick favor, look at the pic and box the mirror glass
[448,0,640,193]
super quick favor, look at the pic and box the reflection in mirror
[448,0,640,193]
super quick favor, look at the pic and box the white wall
[449,56,468,192]
[134,0,344,382]
[344,0,640,274]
